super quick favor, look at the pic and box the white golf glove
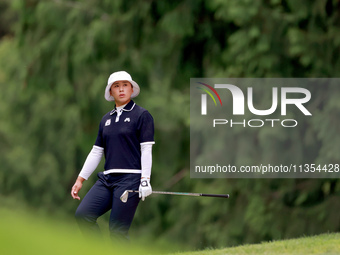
[139,179,152,201]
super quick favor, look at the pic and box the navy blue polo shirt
[94,100,155,174]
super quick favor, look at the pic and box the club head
[120,190,129,203]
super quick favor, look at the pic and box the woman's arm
[71,145,104,200]
[78,145,104,180]
[139,142,153,201]
[141,142,153,179]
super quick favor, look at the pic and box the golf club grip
[201,193,230,198]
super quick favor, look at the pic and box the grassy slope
[0,200,339,255]
[173,233,340,255]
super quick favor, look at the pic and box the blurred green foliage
[0,0,339,250]
[0,206,170,255]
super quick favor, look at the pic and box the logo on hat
[124,118,130,122]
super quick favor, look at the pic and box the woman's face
[110,80,134,107]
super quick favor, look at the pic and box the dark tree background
[0,0,339,249]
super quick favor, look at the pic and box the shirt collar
[110,100,135,115]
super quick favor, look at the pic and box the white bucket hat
[105,71,140,101]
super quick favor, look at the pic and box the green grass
[0,207,169,255]
[1,200,339,255]
[172,233,340,255]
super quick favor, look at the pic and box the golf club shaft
[128,190,229,198]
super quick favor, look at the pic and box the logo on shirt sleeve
[105,119,111,126]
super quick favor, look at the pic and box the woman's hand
[139,178,152,201]
[71,176,85,200]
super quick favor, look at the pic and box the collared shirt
[95,100,155,174]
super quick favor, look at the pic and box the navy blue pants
[75,172,140,240]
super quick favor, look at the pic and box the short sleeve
[94,121,104,148]
[138,111,155,144]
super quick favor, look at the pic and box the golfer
[71,71,155,240]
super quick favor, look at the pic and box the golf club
[120,190,230,203]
